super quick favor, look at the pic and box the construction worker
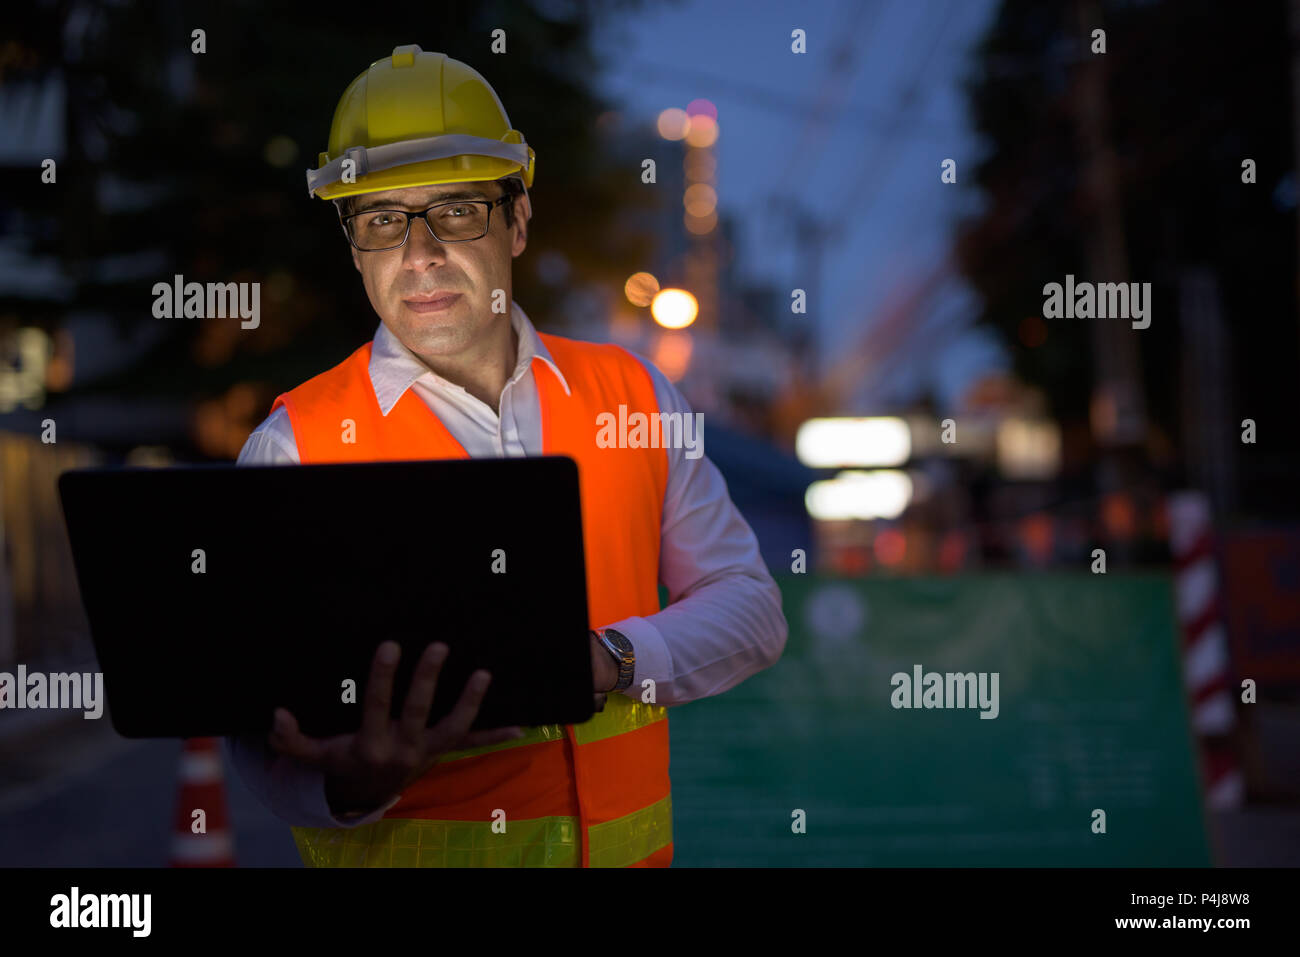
[224,45,787,868]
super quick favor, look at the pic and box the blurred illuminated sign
[0,327,51,412]
[805,470,913,521]
[796,417,911,468]
[996,417,1062,479]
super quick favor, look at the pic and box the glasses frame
[339,192,514,251]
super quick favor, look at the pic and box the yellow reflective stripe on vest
[572,694,666,746]
[291,816,578,867]
[436,694,667,763]
[589,794,673,868]
[290,796,671,867]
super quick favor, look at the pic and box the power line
[840,0,965,224]
[772,0,885,187]
[615,56,959,142]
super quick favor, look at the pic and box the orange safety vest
[267,332,672,867]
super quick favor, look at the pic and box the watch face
[603,628,633,655]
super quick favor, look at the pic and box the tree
[956,0,1298,512]
[2,0,667,456]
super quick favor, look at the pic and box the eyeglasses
[340,193,514,251]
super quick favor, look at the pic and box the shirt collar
[369,299,571,416]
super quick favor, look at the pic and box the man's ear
[510,191,531,257]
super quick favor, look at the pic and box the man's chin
[388,318,470,356]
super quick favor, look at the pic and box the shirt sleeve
[224,409,400,828]
[604,354,789,706]
[235,407,300,465]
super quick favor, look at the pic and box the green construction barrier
[667,574,1211,866]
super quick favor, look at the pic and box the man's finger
[359,641,401,740]
[398,642,447,747]
[428,670,491,748]
[267,707,328,765]
[593,693,607,713]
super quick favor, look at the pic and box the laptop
[57,457,595,738]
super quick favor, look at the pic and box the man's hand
[590,630,618,712]
[267,640,524,817]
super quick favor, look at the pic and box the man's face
[344,180,530,361]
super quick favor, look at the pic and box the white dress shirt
[224,300,787,829]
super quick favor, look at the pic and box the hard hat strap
[306,134,531,197]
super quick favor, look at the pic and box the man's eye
[442,205,471,217]
[370,212,399,226]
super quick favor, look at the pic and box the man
[226,45,786,868]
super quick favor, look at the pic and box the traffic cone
[170,737,236,867]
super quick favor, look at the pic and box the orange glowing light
[1102,492,1138,541]
[624,271,660,307]
[684,114,718,148]
[1020,514,1055,564]
[683,183,717,217]
[874,528,907,567]
[684,210,717,235]
[684,149,716,182]
[652,330,694,382]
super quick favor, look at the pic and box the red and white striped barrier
[170,737,236,867]
[1168,491,1244,809]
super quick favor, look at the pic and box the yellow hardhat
[306,45,535,202]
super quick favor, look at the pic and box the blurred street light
[651,288,698,329]
[683,210,717,235]
[683,183,717,217]
[684,113,718,148]
[656,108,689,140]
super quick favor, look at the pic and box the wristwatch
[592,627,635,694]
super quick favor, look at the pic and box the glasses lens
[429,203,490,242]
[350,210,409,250]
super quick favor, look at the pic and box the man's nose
[403,214,448,265]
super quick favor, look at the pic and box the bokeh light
[684,210,717,235]
[653,331,694,382]
[683,183,717,217]
[624,271,660,308]
[684,149,716,182]
[685,98,717,120]
[656,108,690,140]
[684,113,719,148]
[651,288,699,329]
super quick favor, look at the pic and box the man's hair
[334,175,526,229]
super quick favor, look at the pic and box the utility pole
[1073,0,1147,449]
[769,196,842,382]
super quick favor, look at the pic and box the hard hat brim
[308,134,534,200]
[313,157,526,201]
